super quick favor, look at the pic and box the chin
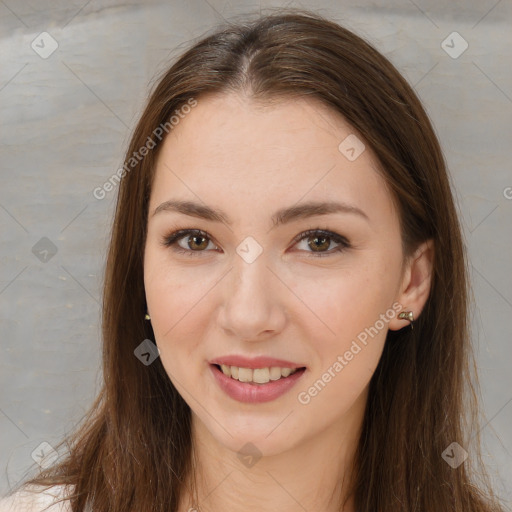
[201,415,300,458]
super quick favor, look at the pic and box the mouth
[211,363,306,384]
[209,363,307,403]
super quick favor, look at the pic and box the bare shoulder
[0,484,72,512]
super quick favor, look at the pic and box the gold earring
[145,313,151,320]
[398,310,414,329]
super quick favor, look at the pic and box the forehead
[150,92,396,229]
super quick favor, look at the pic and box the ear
[388,239,435,331]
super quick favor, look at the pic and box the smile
[210,364,307,403]
[217,364,302,384]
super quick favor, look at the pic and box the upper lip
[209,355,306,369]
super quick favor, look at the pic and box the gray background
[0,0,511,503]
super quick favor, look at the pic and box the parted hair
[16,8,506,512]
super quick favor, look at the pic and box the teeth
[281,368,292,378]
[221,364,232,376]
[238,367,252,382]
[218,365,300,384]
[269,367,282,380]
[253,368,269,383]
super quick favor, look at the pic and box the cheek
[290,255,401,409]
[291,261,396,347]
[143,252,217,365]
[294,274,391,419]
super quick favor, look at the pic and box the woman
[1,8,507,512]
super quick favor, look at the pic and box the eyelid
[160,227,350,257]
[161,228,219,253]
[290,228,349,249]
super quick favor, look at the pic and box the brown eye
[161,229,217,256]
[161,228,350,258]
[293,229,350,257]
[187,233,209,251]
[307,234,331,252]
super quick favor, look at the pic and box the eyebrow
[151,199,369,227]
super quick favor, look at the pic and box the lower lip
[210,364,306,403]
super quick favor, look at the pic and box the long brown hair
[15,8,507,512]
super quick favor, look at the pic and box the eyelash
[160,228,351,258]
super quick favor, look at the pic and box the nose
[217,251,287,342]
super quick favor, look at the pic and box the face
[144,92,408,456]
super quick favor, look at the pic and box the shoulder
[0,484,72,512]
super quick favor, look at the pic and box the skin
[143,92,434,512]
